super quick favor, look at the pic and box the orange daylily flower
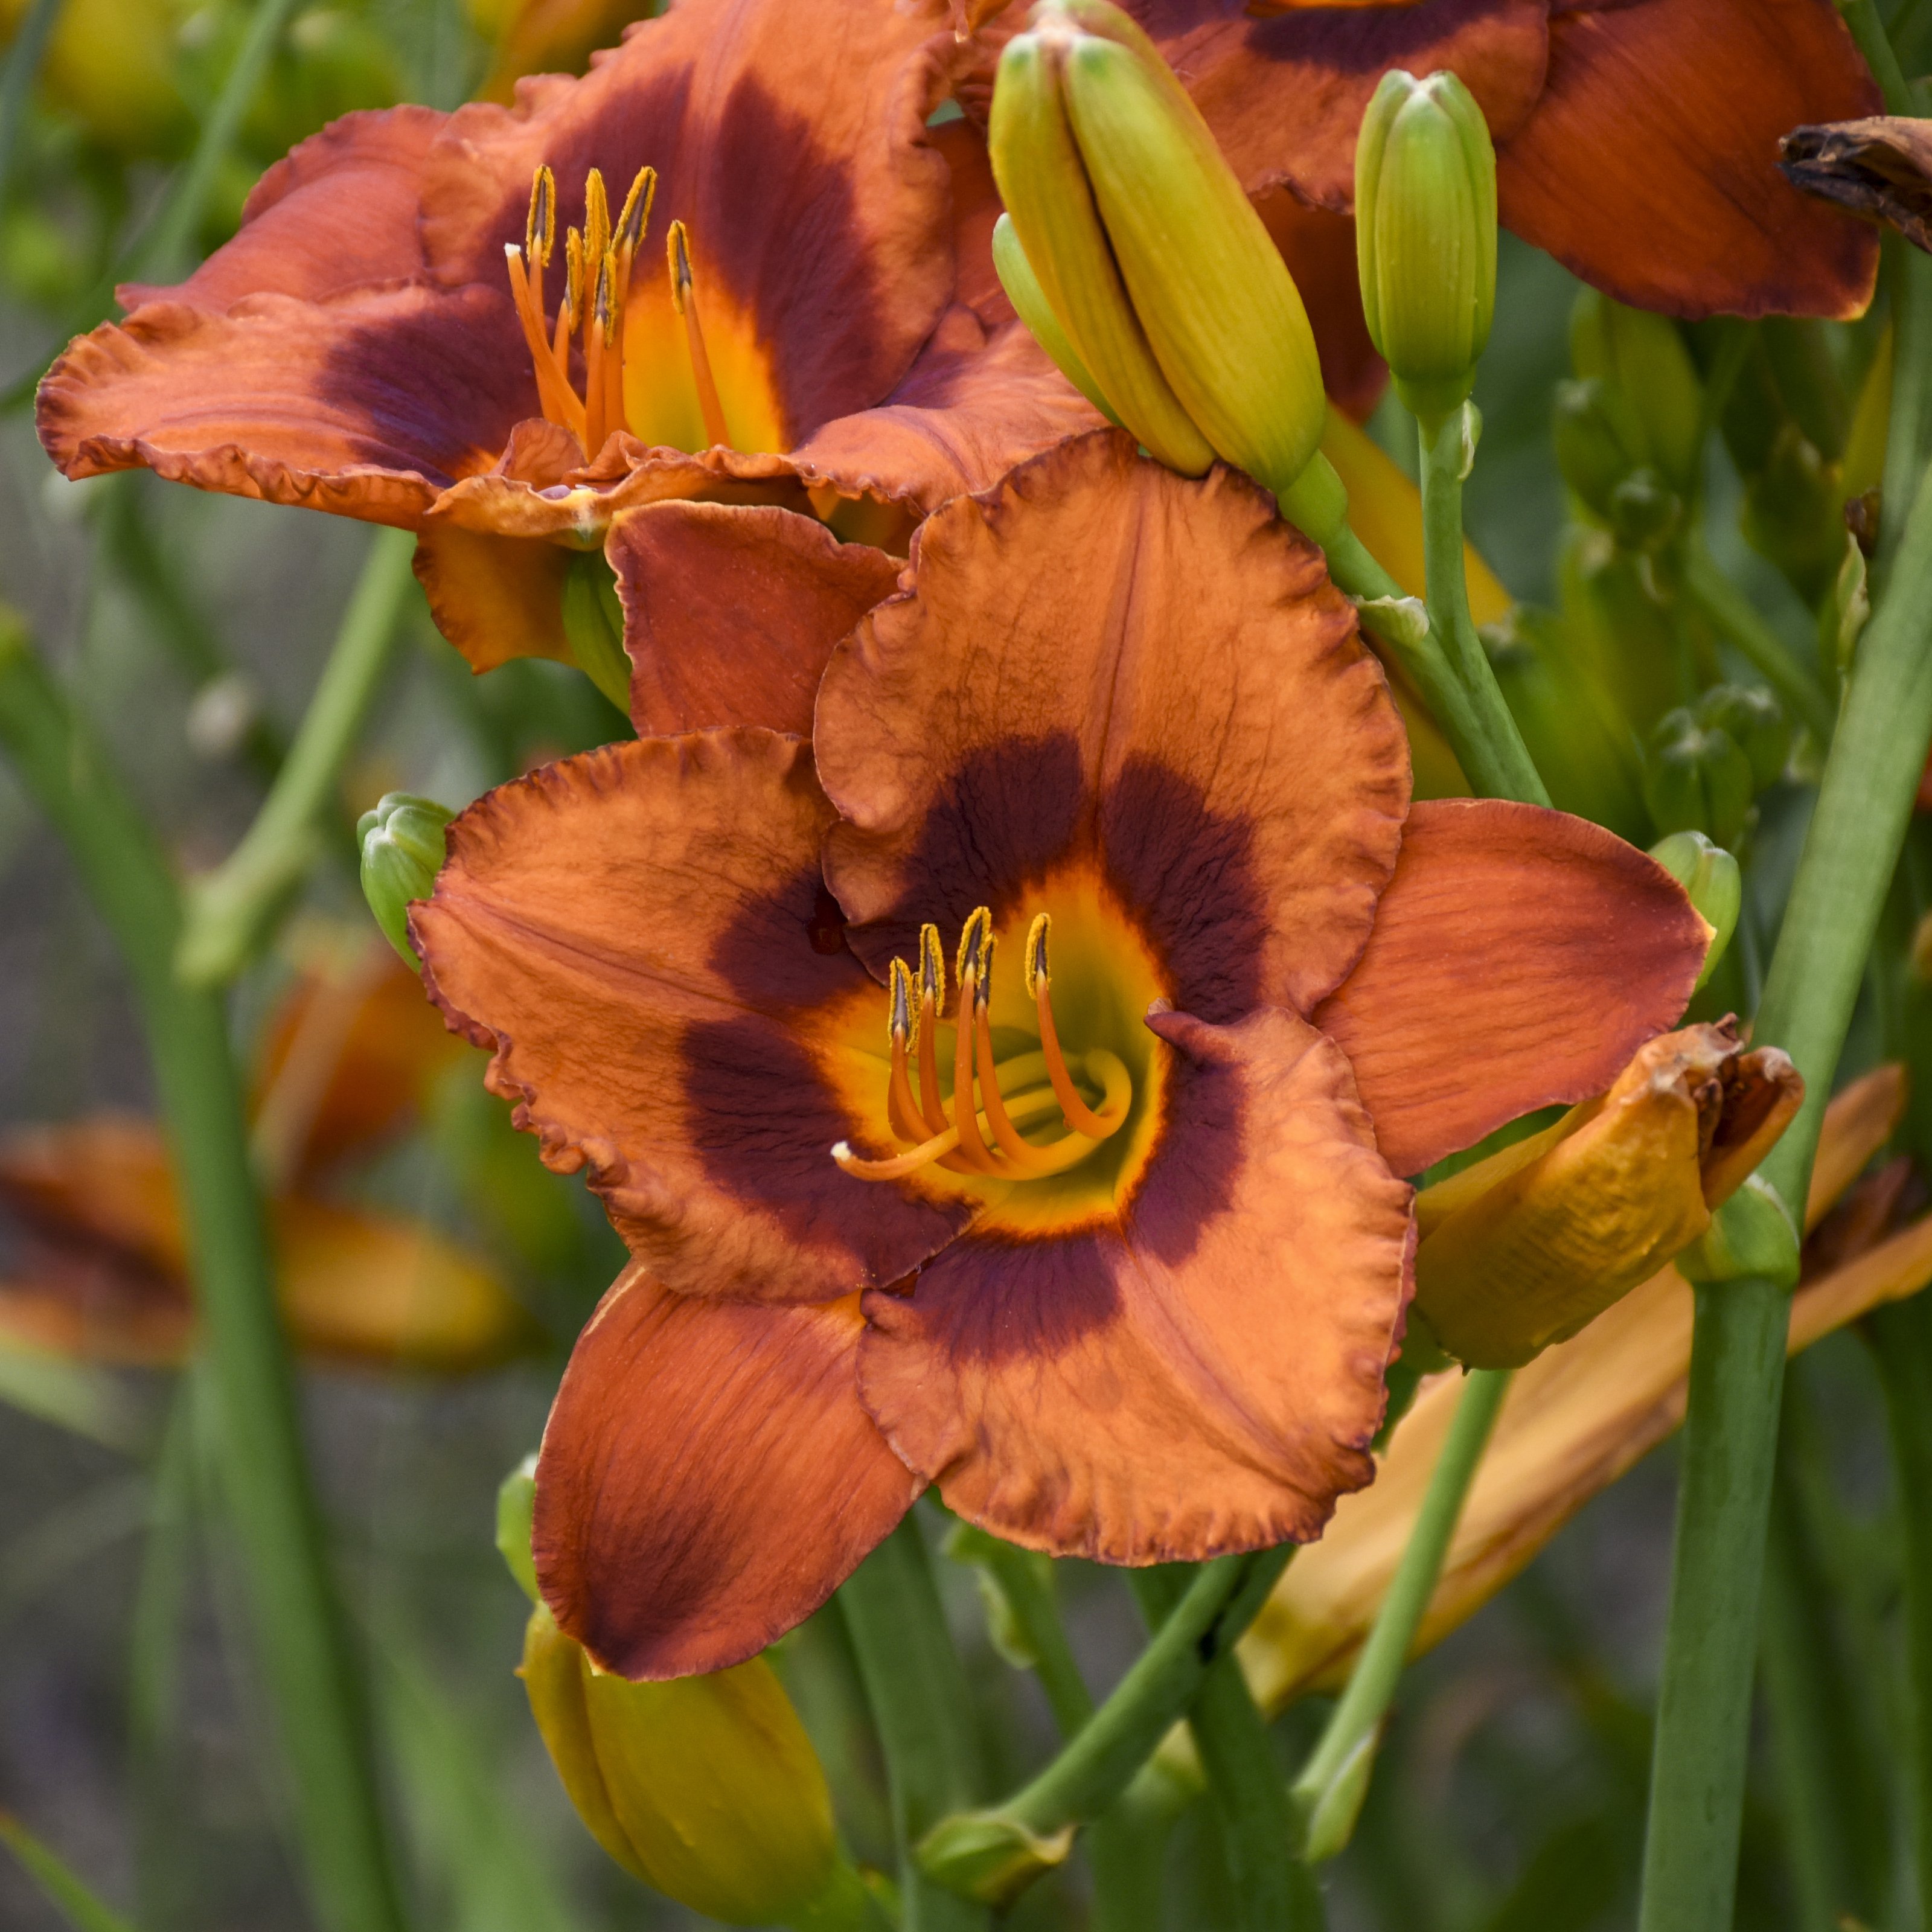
[1413,1019,1803,1367]
[1243,1063,1931,1712]
[961,0,1881,323]
[0,944,536,1371]
[411,431,1705,1681]
[34,0,1095,703]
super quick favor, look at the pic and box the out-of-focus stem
[837,1518,990,1932]
[1679,545,1836,745]
[0,622,407,1932]
[1415,409,1549,806]
[175,526,417,986]
[1290,1365,1509,1859]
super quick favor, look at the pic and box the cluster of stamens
[833,910,1133,1183]
[504,164,731,456]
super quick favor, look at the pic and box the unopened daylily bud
[1648,831,1741,992]
[521,1602,852,1926]
[1355,69,1497,424]
[1642,708,1756,851]
[1412,1023,1802,1366]
[1677,1173,1802,1289]
[1696,683,1790,792]
[1570,291,1703,494]
[496,1452,540,1604]
[358,793,453,970]
[990,0,1333,531]
[990,213,1118,424]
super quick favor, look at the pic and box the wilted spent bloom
[988,0,1338,537]
[1412,1022,1802,1368]
[1354,69,1495,426]
[1648,831,1741,992]
[359,793,453,970]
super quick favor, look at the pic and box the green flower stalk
[358,792,453,969]
[1355,69,1497,427]
[988,0,1338,540]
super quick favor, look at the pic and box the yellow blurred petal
[272,1198,537,1372]
[580,1648,837,1922]
[1805,1061,1906,1231]
[1244,1066,1926,1716]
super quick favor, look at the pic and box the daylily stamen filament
[836,908,1134,1185]
[670,220,732,452]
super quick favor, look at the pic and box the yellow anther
[918,923,945,1011]
[888,958,915,1044]
[526,165,555,267]
[615,165,656,257]
[668,220,696,313]
[1023,912,1051,999]
[667,219,732,450]
[584,168,611,266]
[954,907,993,995]
[592,250,615,337]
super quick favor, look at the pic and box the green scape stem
[1864,1291,1932,1924]
[1289,1364,1509,1860]
[1838,0,1918,112]
[837,1518,990,1932]
[1635,427,1932,1932]
[1879,241,1932,587]
[1127,1567,1323,1932]
[0,626,407,1932]
[175,526,418,987]
[1678,545,1837,747]
[1414,409,1549,806]
[917,1547,1290,1905]
[0,1811,135,1932]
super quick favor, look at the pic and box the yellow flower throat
[505,164,732,457]
[834,909,1134,1185]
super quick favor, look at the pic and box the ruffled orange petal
[610,502,900,737]
[413,731,974,1303]
[38,285,518,525]
[1314,798,1706,1176]
[857,1007,1412,1560]
[817,431,1410,1019]
[535,1262,920,1678]
[1494,0,1881,319]
[119,107,443,313]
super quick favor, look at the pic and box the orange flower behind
[413,431,1707,1682]
[34,0,1096,703]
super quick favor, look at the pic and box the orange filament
[834,907,1135,1186]
[668,220,732,451]
[503,163,660,457]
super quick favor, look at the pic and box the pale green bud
[495,1453,540,1605]
[357,792,453,969]
[522,1604,848,1926]
[988,0,1331,522]
[1355,69,1497,424]
[1648,830,1742,993]
[990,26,1214,475]
[1677,1174,1800,1289]
[990,213,1120,425]
[1054,2,1326,497]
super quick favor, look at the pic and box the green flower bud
[1642,708,1755,851]
[1676,1174,1801,1290]
[989,0,1331,525]
[1354,68,1497,425]
[990,213,1119,424]
[916,1809,1075,1907]
[1695,683,1790,792]
[496,1453,540,1605]
[522,1603,849,1925]
[357,792,453,970]
[1648,830,1742,992]
[1551,377,1645,521]
[1570,292,1703,493]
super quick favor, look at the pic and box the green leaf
[0,1812,135,1932]
[0,1338,149,1453]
